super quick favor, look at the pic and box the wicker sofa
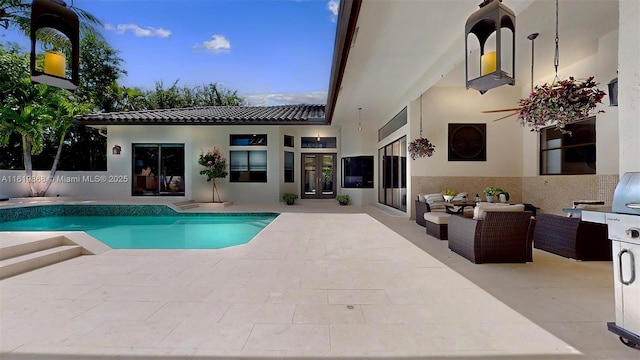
[532,214,611,261]
[448,210,535,264]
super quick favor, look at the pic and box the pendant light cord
[553,0,560,84]
[419,94,423,137]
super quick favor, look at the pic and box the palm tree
[0,103,54,196]
[0,0,103,47]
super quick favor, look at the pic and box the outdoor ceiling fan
[482,32,539,122]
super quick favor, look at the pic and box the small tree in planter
[198,147,228,202]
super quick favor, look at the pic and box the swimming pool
[0,205,278,249]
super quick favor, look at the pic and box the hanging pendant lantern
[608,76,618,107]
[30,0,80,91]
[465,0,516,94]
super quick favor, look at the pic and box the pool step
[0,238,84,280]
[174,200,199,210]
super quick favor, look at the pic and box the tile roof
[75,105,326,125]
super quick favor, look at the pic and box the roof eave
[324,0,361,125]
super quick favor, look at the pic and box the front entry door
[302,153,336,199]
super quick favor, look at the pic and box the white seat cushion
[473,203,525,220]
[424,213,451,224]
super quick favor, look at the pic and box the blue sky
[1,0,339,106]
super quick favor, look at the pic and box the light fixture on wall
[465,0,516,94]
[112,145,121,155]
[30,0,80,91]
[357,107,362,132]
[608,74,618,106]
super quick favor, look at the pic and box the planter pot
[286,200,295,205]
[339,201,348,206]
[485,195,494,203]
[499,194,508,203]
[443,195,454,202]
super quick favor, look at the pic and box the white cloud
[104,23,171,38]
[327,0,339,22]
[197,35,231,53]
[244,91,327,106]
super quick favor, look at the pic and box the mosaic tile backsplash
[411,174,619,218]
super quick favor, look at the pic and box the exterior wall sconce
[112,145,121,155]
[465,0,516,94]
[30,0,80,91]
[608,76,618,106]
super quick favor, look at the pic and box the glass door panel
[303,154,317,196]
[321,155,335,195]
[378,137,407,211]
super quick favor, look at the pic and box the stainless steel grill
[606,172,640,349]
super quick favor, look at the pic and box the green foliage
[198,148,228,181]
[482,187,499,196]
[76,33,127,112]
[282,193,298,204]
[495,188,510,201]
[442,189,457,196]
[0,0,104,48]
[336,194,349,204]
[144,80,245,110]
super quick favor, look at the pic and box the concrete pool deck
[0,199,637,359]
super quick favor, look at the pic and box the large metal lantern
[30,0,80,91]
[465,0,516,94]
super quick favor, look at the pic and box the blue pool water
[0,213,278,249]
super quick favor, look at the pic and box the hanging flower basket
[517,76,605,133]
[408,137,435,160]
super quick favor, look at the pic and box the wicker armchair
[448,211,534,264]
[415,200,431,227]
[532,214,611,261]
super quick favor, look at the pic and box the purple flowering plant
[518,76,605,133]
[408,137,435,160]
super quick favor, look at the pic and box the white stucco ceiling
[332,0,619,128]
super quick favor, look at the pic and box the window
[540,117,596,175]
[378,107,407,141]
[284,151,294,182]
[132,144,185,196]
[301,137,337,148]
[284,135,294,148]
[230,150,267,182]
[230,134,267,146]
[342,156,374,188]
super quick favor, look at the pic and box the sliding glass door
[378,137,407,211]
[132,143,185,196]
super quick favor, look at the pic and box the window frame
[284,151,294,183]
[229,150,268,183]
[539,117,596,175]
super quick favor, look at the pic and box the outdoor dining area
[415,190,611,264]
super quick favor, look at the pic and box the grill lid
[612,172,640,215]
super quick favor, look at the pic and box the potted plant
[408,137,436,160]
[442,189,457,202]
[483,187,499,203]
[198,147,228,203]
[518,76,605,133]
[282,193,298,205]
[336,194,349,205]
[496,188,510,203]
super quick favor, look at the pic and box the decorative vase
[443,195,454,202]
[485,195,494,203]
[499,194,508,203]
